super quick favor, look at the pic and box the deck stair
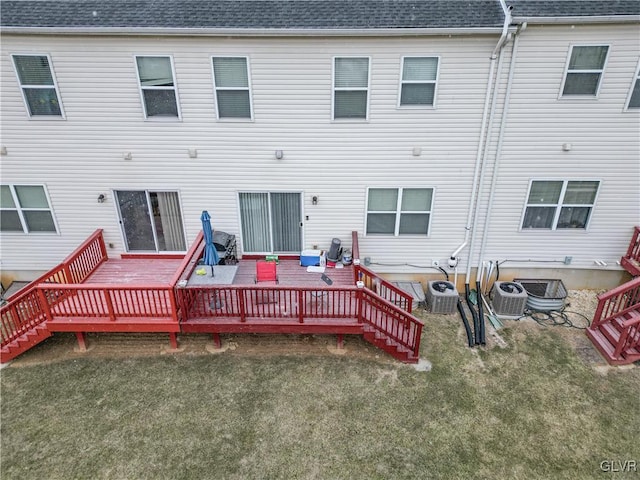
[0,325,52,363]
[586,275,640,365]
[362,323,419,363]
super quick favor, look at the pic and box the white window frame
[11,53,66,119]
[624,59,640,111]
[211,56,254,121]
[559,44,609,98]
[332,56,371,121]
[0,184,59,234]
[134,55,182,121]
[520,179,600,231]
[365,187,434,237]
[397,56,440,109]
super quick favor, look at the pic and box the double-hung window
[561,45,609,96]
[399,57,439,107]
[212,57,253,119]
[333,57,370,120]
[366,188,433,236]
[0,185,58,233]
[135,56,180,119]
[625,61,640,110]
[12,54,64,118]
[522,180,599,230]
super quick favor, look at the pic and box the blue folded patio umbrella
[201,210,220,276]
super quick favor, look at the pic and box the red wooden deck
[1,230,424,363]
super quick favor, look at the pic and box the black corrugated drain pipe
[457,298,474,347]
[465,284,480,346]
[476,280,486,345]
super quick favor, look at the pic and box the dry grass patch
[1,297,639,479]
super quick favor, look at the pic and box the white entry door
[239,192,302,254]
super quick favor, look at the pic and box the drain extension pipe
[465,0,513,345]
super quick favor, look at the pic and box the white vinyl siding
[399,57,439,107]
[625,61,640,110]
[366,188,433,236]
[11,54,64,118]
[521,180,599,230]
[560,45,609,97]
[333,57,370,120]
[212,57,253,120]
[0,185,58,233]
[135,55,181,119]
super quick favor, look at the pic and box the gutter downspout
[462,0,513,346]
[475,22,526,288]
[456,1,514,279]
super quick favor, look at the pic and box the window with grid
[399,57,439,106]
[135,56,180,118]
[0,185,57,233]
[333,57,369,120]
[522,180,599,230]
[626,62,640,110]
[561,46,609,96]
[12,54,64,117]
[366,188,433,236]
[212,57,253,119]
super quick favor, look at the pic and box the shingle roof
[0,0,637,31]
[510,0,639,18]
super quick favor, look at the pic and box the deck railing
[177,285,360,323]
[63,229,108,283]
[361,289,423,355]
[0,264,68,345]
[590,276,640,358]
[621,226,640,275]
[591,276,640,329]
[36,284,178,323]
[355,264,413,313]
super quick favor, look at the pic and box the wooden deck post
[75,332,87,352]
[212,333,221,349]
[336,334,344,350]
[169,332,179,350]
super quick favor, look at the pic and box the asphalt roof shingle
[0,0,637,30]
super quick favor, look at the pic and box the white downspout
[476,22,526,285]
[462,0,513,283]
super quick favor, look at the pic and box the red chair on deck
[255,260,279,284]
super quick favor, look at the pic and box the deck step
[362,323,418,363]
[0,325,52,363]
[586,327,640,366]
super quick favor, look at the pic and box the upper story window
[521,180,599,230]
[399,57,439,107]
[333,57,370,120]
[625,61,640,110]
[561,45,609,97]
[11,54,64,118]
[212,57,253,119]
[366,187,433,236]
[0,185,58,233]
[135,56,180,119]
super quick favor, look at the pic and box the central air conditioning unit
[491,281,528,318]
[426,281,458,314]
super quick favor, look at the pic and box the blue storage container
[300,250,321,267]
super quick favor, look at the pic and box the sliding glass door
[115,190,186,252]
[239,192,302,253]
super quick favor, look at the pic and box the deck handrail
[0,264,68,345]
[176,283,424,358]
[361,288,424,357]
[62,229,108,283]
[170,230,205,287]
[591,276,640,329]
[354,264,413,313]
[36,283,178,323]
[351,231,360,264]
[624,226,640,264]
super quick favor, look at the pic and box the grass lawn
[1,312,639,479]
